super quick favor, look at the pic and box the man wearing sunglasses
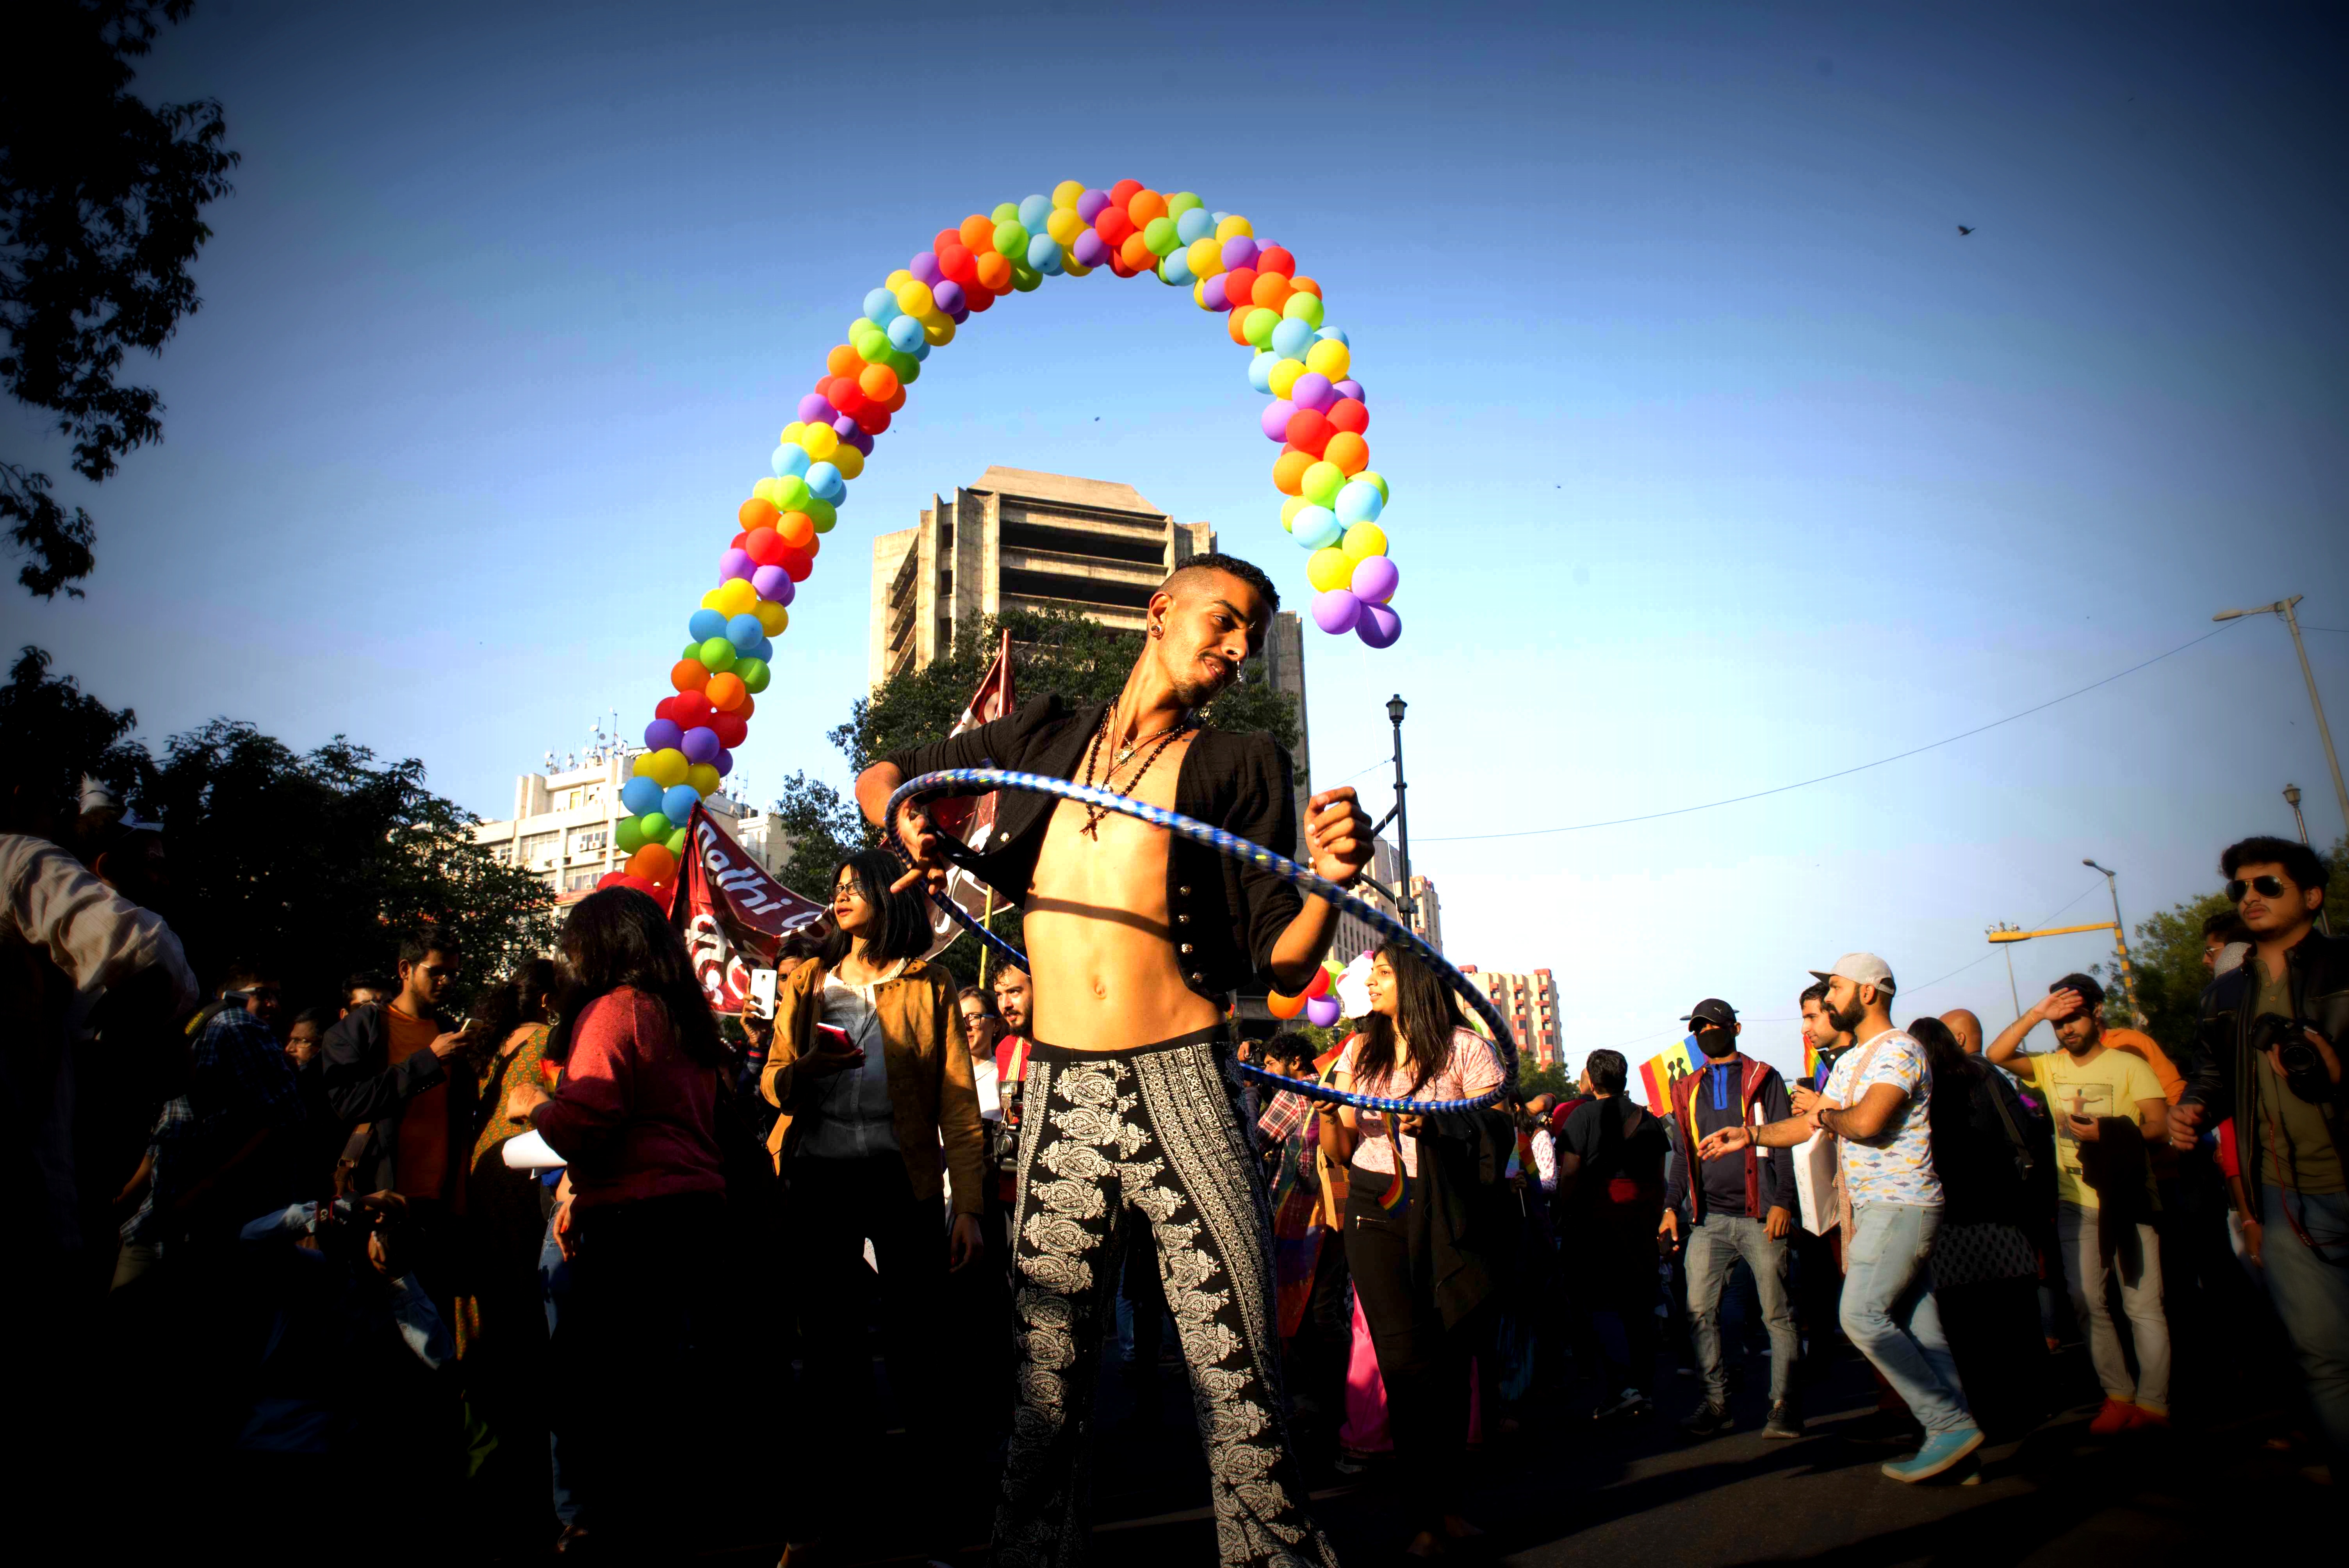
[2173,836,2347,1468]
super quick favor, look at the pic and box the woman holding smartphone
[760,849,986,1564]
[1319,942,1506,1561]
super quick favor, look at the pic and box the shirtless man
[857,552,1369,1568]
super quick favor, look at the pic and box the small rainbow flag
[1636,1038,1696,1113]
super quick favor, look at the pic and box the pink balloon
[910,251,943,285]
[1259,399,1297,441]
[1200,274,1229,310]
[1351,555,1398,603]
[1290,372,1337,412]
[1312,588,1362,634]
[1355,602,1402,649]
[720,549,755,581]
[752,564,790,600]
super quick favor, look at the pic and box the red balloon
[964,285,996,313]
[775,544,813,582]
[735,694,756,720]
[938,243,978,286]
[1093,206,1135,247]
[1108,178,1142,205]
[1221,267,1258,307]
[1255,244,1296,278]
[1284,408,1335,456]
[1327,397,1369,435]
[1107,252,1140,278]
[675,693,715,727]
[745,527,785,566]
[712,710,749,748]
[729,529,749,552]
[930,228,961,255]
[829,378,867,416]
[855,404,890,434]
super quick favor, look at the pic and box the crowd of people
[5,551,2344,1567]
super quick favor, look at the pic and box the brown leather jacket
[758,956,986,1215]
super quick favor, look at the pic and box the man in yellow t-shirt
[1987,973,2172,1434]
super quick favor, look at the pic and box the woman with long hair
[760,849,986,1564]
[504,887,728,1557]
[1319,941,1506,1560]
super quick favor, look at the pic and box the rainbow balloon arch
[598,180,1404,903]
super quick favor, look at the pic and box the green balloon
[991,201,1019,224]
[638,810,671,841]
[804,497,838,531]
[734,656,771,693]
[851,324,889,362]
[893,355,920,386]
[1011,263,1042,293]
[697,636,737,671]
[665,827,688,856]
[993,220,1029,259]
[1166,191,1203,218]
[683,640,701,662]
[1142,216,1179,257]
[615,817,645,854]
[772,474,811,512]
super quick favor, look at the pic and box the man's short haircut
[1798,980,1829,1006]
[991,963,1029,989]
[218,959,276,995]
[345,971,394,1003]
[2200,909,2253,943]
[2221,835,2328,908]
[397,930,459,968]
[292,1006,337,1032]
[1585,1048,1629,1096]
[1262,1030,1315,1069]
[2052,972,2105,1013]
[1160,551,1279,617]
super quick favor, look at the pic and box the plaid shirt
[123,1003,307,1247]
[1256,1088,1313,1144]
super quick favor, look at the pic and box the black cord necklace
[1077,705,1193,839]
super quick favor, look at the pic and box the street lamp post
[1387,695,1414,933]
[2083,858,2146,1026]
[2285,784,2335,936]
[1987,921,2025,1021]
[2215,596,2349,838]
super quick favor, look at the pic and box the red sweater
[533,987,725,1209]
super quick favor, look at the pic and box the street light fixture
[2214,595,2349,838]
[2082,858,2146,1026]
[1386,695,1415,928]
[2285,784,2335,936]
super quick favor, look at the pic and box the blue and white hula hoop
[887,768,1517,1113]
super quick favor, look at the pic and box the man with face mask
[1663,998,1800,1440]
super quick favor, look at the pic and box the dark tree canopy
[3,1,238,597]
[0,643,153,826]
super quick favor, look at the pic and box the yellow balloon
[715,578,757,617]
[752,476,784,504]
[1192,278,1215,310]
[884,268,912,290]
[1268,358,1305,399]
[648,748,689,788]
[1052,179,1085,210]
[1045,208,1084,246]
[1185,237,1224,278]
[1355,469,1390,503]
[686,763,721,797]
[1342,522,1388,561]
[1301,461,1344,508]
[768,606,789,636]
[632,752,660,779]
[1307,546,1354,592]
[1062,251,1093,276]
[754,600,788,635]
[893,280,935,318]
[799,423,839,461]
[922,314,955,346]
[1215,214,1254,242]
[1280,495,1309,532]
[699,588,723,611]
[779,421,804,444]
[1305,338,1351,379]
[832,444,865,479]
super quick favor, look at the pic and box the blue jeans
[1686,1214,1797,1404]
[2260,1184,2349,1456]
[539,1215,578,1527]
[1839,1203,1971,1436]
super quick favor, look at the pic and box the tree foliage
[0,643,153,818]
[3,1,239,597]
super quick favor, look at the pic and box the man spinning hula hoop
[857,552,1373,1568]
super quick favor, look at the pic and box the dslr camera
[2250,1012,2336,1105]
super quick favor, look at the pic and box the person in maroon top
[506,887,727,1557]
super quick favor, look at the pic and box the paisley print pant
[995,1029,1339,1568]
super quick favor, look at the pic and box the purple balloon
[752,564,791,600]
[797,393,834,425]
[946,301,970,324]
[910,250,942,285]
[1351,555,1399,603]
[932,278,965,314]
[1221,235,1259,271]
[681,726,722,765]
[1333,379,1365,403]
[767,572,796,607]
[1305,994,1342,1027]
[719,548,755,581]
[1291,372,1337,413]
[1355,602,1402,649]
[829,414,857,441]
[1076,189,1110,222]
[714,748,734,778]
[1072,230,1109,268]
[643,718,683,752]
[1312,588,1362,635]
[1259,399,1297,441]
[1199,274,1229,311]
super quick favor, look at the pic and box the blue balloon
[1335,481,1385,525]
[886,314,926,354]
[726,612,764,649]
[910,337,930,360]
[1271,318,1314,359]
[771,443,810,478]
[1160,249,1194,285]
[1246,351,1277,393]
[1026,232,1060,271]
[1017,193,1052,230]
[1175,207,1215,245]
[806,460,845,502]
[750,636,774,661]
[1293,506,1342,549]
[661,782,702,822]
[620,776,663,816]
[863,287,901,324]
[688,608,727,642]
[1315,325,1350,347]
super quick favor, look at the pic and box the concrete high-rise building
[1405,873,1443,954]
[1460,966,1562,1066]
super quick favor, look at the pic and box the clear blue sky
[7,0,2346,1085]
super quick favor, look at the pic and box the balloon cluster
[1267,958,1347,1028]
[600,181,1403,903]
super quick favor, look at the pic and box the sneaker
[1679,1401,1733,1438]
[2130,1405,2170,1432]
[2088,1398,2137,1436]
[1594,1387,1652,1421]
[1881,1425,1985,1483]
[1762,1402,1803,1440]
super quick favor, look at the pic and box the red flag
[675,805,829,1014]
[925,629,1015,955]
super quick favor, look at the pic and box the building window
[520,831,558,863]
[572,829,607,853]
[563,866,605,893]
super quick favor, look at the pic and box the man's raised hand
[1305,787,1373,888]
[888,801,949,896]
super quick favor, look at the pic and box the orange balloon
[705,672,747,711]
[735,694,756,720]
[1118,232,1154,271]
[1226,309,1253,346]
[1272,449,1315,496]
[777,511,816,549]
[1323,431,1370,475]
[738,497,779,530]
[1126,188,1168,225]
[801,531,820,559]
[858,362,899,402]
[627,843,676,886]
[1266,988,1306,1020]
[959,213,995,253]
[1290,276,1321,298]
[1250,273,1292,311]
[825,343,863,377]
[670,659,709,693]
[884,385,907,412]
[975,251,1013,291]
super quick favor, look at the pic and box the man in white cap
[1698,953,1983,1482]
